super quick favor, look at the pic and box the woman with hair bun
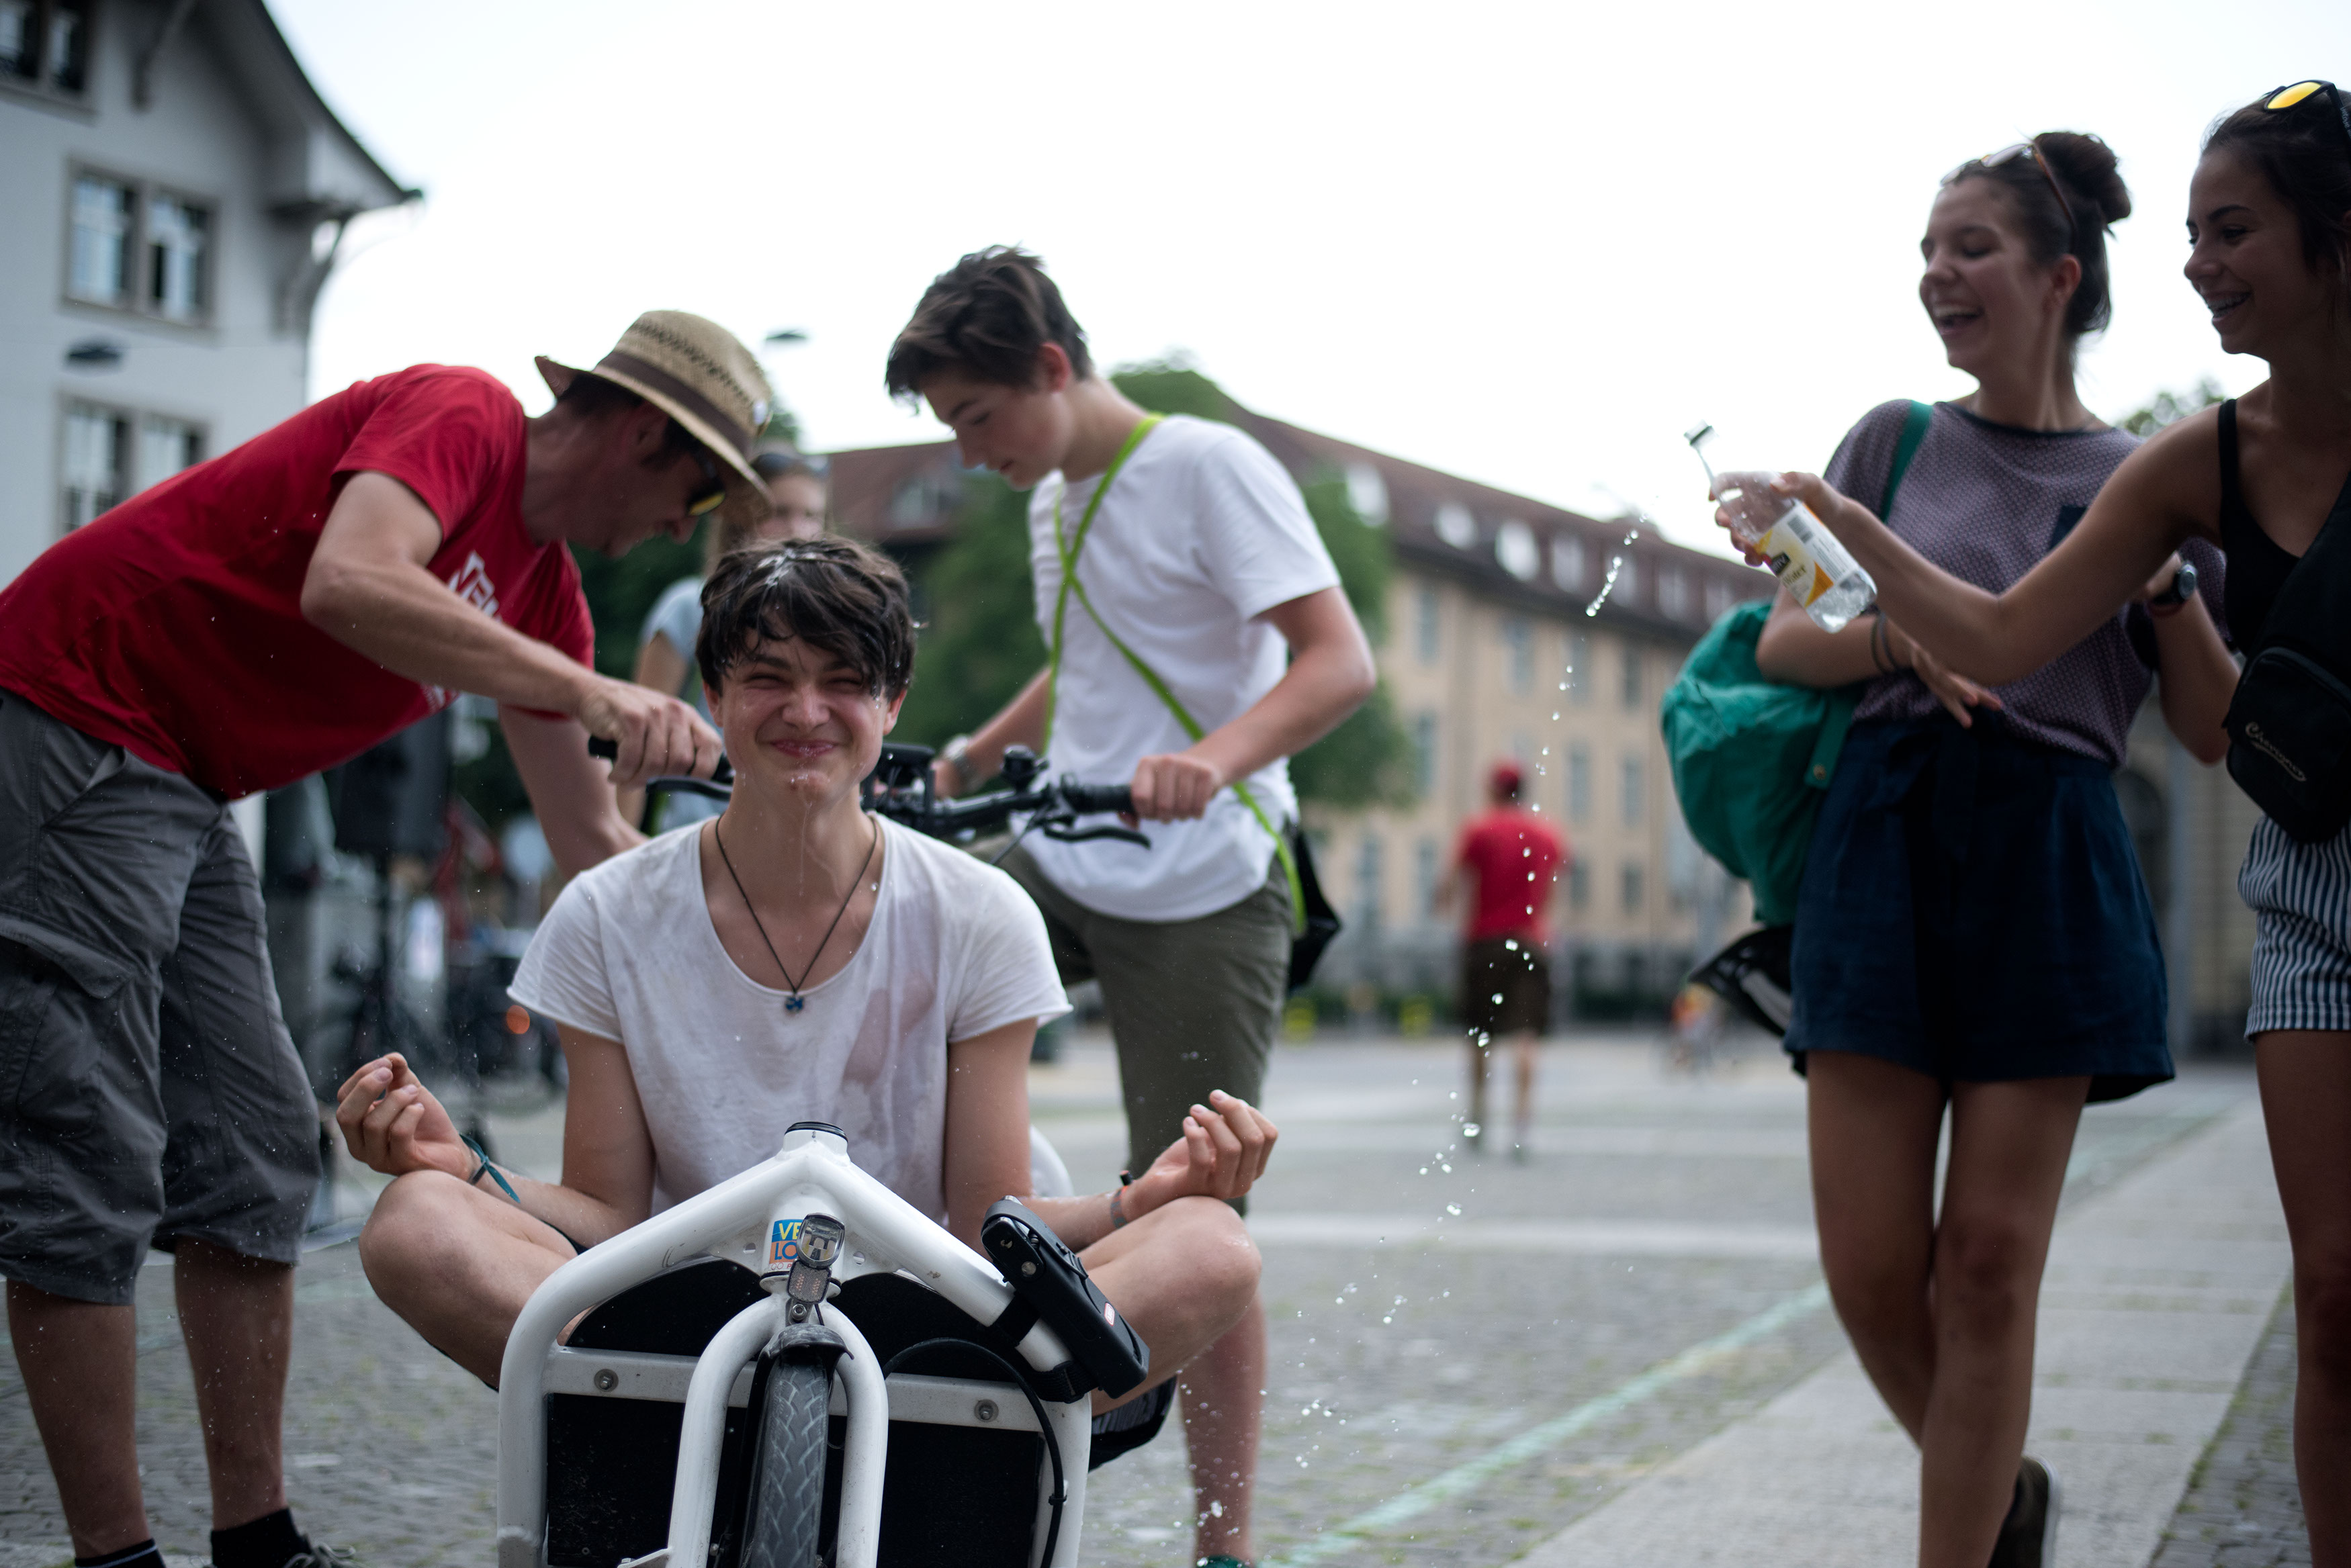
[1751,130,2239,1567]
[1769,85,2351,1560]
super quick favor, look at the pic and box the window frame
[60,159,224,330]
[1,0,95,105]
[56,392,208,535]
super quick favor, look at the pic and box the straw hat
[536,311,774,527]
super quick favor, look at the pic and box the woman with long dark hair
[1762,85,2351,1561]
[1753,130,2238,1567]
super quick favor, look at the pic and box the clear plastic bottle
[1685,424,1877,633]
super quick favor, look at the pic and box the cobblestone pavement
[0,1031,2293,1568]
[2151,1287,2311,1567]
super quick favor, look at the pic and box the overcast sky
[277,0,2351,560]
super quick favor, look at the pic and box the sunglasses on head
[1945,139,2077,245]
[2262,80,2351,164]
[685,444,728,518]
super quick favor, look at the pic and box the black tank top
[2219,399,2306,650]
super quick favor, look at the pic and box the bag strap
[1880,401,1933,518]
[1802,402,1931,792]
[1045,414,1307,935]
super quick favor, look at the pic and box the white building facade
[1,0,408,585]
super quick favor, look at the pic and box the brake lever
[1036,819,1151,848]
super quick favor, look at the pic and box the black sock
[210,1508,308,1568]
[75,1544,163,1568]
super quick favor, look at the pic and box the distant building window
[63,402,128,530]
[1415,837,1439,923]
[1567,631,1590,704]
[1552,535,1586,592]
[1622,862,1646,915]
[3,0,88,94]
[70,176,132,306]
[1567,745,1591,823]
[1615,553,1640,607]
[138,415,204,490]
[1705,578,1736,623]
[1412,712,1437,796]
[1658,567,1690,620]
[1622,755,1645,827]
[1345,462,1388,526]
[1568,859,1590,911]
[1355,832,1383,926]
[66,171,218,324]
[1415,584,1440,664]
[147,195,210,320]
[888,477,935,527]
[1621,645,1642,710]
[1435,502,1476,550]
[1495,519,1539,581]
[1503,616,1533,693]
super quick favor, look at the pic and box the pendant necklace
[715,815,880,1015]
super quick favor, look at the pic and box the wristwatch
[2148,559,2199,612]
[938,734,973,788]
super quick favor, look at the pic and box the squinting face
[760,472,827,542]
[920,366,1073,491]
[707,633,902,806]
[2186,147,2337,359]
[1917,177,2077,381]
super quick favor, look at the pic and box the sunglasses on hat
[2262,81,2351,165]
[1944,138,2076,245]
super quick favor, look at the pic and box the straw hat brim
[536,355,770,530]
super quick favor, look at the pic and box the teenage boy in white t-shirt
[332,539,1277,1441]
[887,248,1377,1568]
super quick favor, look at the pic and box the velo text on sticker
[765,1217,805,1273]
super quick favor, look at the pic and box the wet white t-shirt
[1026,414,1339,921]
[509,816,1069,1220]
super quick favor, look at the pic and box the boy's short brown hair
[697,537,915,698]
[884,246,1092,402]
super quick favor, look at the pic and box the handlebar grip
[587,737,619,761]
[1058,778,1135,817]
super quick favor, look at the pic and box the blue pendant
[784,994,805,1015]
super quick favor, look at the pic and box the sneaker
[285,1547,363,1568]
[1986,1457,2059,1568]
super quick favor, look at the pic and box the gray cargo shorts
[0,692,318,1304]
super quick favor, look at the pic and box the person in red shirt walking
[0,312,761,1568]
[1447,761,1569,1160]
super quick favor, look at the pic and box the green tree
[2120,377,2225,436]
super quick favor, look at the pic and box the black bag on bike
[2224,470,2351,844]
[981,1197,1149,1399]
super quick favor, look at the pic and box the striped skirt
[2242,815,2351,1037]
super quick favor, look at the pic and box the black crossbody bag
[2223,469,2351,843]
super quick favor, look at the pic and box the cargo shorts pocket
[0,944,146,1155]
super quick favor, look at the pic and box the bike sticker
[766,1217,804,1272]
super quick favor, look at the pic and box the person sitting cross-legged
[335,537,1275,1476]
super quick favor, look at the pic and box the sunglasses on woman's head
[2262,81,2351,165]
[1944,140,2077,245]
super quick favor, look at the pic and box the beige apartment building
[831,402,1768,1017]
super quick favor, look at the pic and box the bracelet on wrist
[462,1133,521,1206]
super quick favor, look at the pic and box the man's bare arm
[933,670,1051,797]
[300,471,720,786]
[502,708,642,876]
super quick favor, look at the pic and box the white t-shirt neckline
[691,816,887,1009]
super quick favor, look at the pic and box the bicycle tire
[739,1352,830,1568]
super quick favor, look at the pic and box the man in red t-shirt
[1446,761,1569,1160]
[0,311,768,1568]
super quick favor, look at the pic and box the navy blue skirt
[1786,714,2172,1103]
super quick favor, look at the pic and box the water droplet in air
[1445,1203,1462,1215]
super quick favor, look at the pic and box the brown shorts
[1462,936,1551,1040]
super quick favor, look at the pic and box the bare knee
[1157,1197,1262,1320]
[2296,1249,2351,1387]
[1934,1216,2044,1338]
[357,1170,476,1299]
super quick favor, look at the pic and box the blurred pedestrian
[621,444,830,829]
[1441,760,1566,1158]
[1744,133,2236,1568]
[1775,87,2351,1561]
[891,246,1376,1568]
[0,312,761,1568]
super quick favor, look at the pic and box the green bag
[1660,401,1932,926]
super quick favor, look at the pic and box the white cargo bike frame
[496,1124,1095,1568]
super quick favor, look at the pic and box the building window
[70,175,132,306]
[1415,584,1440,665]
[1434,502,1476,550]
[1621,645,1642,710]
[1552,535,1586,593]
[66,171,220,325]
[1622,862,1646,915]
[1622,755,1645,828]
[1412,712,1437,796]
[1355,832,1383,926]
[138,415,204,490]
[1495,518,1539,581]
[1567,745,1591,824]
[1345,462,1389,526]
[1705,578,1736,624]
[1566,631,1589,704]
[1658,567,1691,620]
[1567,860,1590,911]
[1616,553,1640,607]
[147,195,210,320]
[1503,616,1533,693]
[3,0,89,94]
[63,402,128,530]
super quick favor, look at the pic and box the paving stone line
[2150,1284,2311,1568]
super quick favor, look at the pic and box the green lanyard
[1046,414,1306,935]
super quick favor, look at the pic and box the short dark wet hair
[697,537,915,698]
[884,246,1092,403]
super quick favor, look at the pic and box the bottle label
[1759,510,1833,606]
